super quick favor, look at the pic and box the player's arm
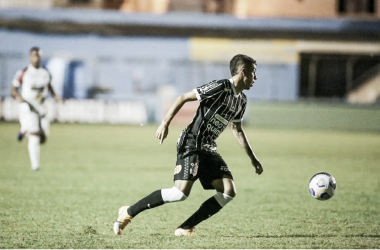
[47,82,63,103]
[11,69,26,103]
[11,86,25,103]
[156,90,197,144]
[231,121,263,175]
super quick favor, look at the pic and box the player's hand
[252,159,263,175]
[156,122,169,145]
[17,96,25,103]
[54,96,65,104]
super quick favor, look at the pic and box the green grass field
[0,121,379,249]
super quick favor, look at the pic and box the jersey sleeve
[231,97,247,123]
[193,80,226,102]
[12,68,26,87]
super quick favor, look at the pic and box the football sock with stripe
[127,190,165,217]
[179,196,222,229]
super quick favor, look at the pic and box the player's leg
[175,154,234,236]
[27,112,50,170]
[39,115,50,144]
[22,108,41,171]
[128,180,192,217]
[175,178,235,236]
[17,102,30,141]
[113,151,198,235]
[28,131,40,171]
[28,112,41,170]
[113,180,192,235]
[27,119,41,171]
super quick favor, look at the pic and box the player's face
[242,63,257,90]
[29,50,42,68]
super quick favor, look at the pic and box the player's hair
[29,47,40,54]
[229,54,256,76]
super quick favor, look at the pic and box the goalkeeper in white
[11,47,63,171]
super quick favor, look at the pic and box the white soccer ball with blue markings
[309,172,337,200]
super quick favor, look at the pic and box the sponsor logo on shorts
[174,165,182,175]
[220,166,230,172]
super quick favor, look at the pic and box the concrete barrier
[1,97,148,125]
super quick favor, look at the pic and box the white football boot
[174,227,196,236]
[113,206,133,235]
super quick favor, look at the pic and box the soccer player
[11,47,62,171]
[113,54,263,236]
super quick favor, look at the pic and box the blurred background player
[11,47,63,171]
[113,54,263,236]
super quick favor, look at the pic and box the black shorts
[174,150,233,190]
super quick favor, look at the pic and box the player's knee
[161,186,187,203]
[219,186,236,198]
[226,189,236,198]
[214,192,234,207]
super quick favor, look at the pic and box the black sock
[179,196,222,229]
[127,190,165,217]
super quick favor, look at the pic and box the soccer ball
[308,172,337,200]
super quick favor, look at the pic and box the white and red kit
[12,64,52,135]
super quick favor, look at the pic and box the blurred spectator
[339,0,375,14]
[120,0,169,14]
[103,0,124,9]
[203,0,233,14]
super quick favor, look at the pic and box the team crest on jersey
[174,165,182,175]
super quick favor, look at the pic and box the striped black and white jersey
[177,78,247,154]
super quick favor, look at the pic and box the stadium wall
[0,30,299,101]
[0,8,379,124]
[2,97,379,132]
[0,29,301,123]
[1,97,148,124]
